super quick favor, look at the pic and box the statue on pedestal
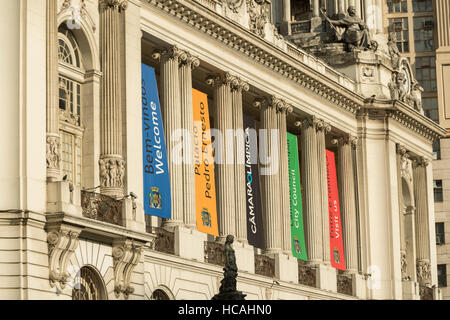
[212,235,246,300]
[322,6,377,52]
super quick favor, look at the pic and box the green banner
[287,133,308,261]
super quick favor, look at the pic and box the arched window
[58,24,84,187]
[151,289,171,300]
[72,266,107,300]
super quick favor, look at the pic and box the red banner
[326,150,346,271]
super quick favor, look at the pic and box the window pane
[438,264,447,287]
[414,17,435,52]
[413,0,433,12]
[434,180,443,202]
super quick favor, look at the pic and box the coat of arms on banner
[150,187,162,209]
[333,247,341,264]
[201,208,212,227]
[293,236,302,255]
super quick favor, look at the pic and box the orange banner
[193,89,219,236]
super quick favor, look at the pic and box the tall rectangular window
[433,140,441,160]
[412,0,433,12]
[389,18,409,52]
[387,0,408,13]
[438,264,447,287]
[434,180,443,202]
[423,97,439,122]
[415,56,437,92]
[414,16,435,52]
[436,222,445,245]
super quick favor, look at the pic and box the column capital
[205,72,235,88]
[294,115,319,131]
[179,52,200,70]
[396,144,409,157]
[230,76,250,93]
[99,0,128,11]
[316,119,331,133]
[412,156,430,168]
[152,46,187,63]
[331,135,358,149]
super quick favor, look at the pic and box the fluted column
[99,0,127,197]
[296,117,322,263]
[231,77,249,242]
[179,53,200,228]
[254,97,282,254]
[276,101,293,254]
[152,46,185,226]
[206,73,235,239]
[46,0,60,181]
[413,157,431,286]
[333,136,359,273]
[283,0,291,21]
[317,120,331,264]
[339,0,346,14]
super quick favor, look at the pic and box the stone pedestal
[352,273,367,299]
[233,241,255,274]
[315,264,337,292]
[275,253,299,284]
[402,280,420,300]
[121,199,146,233]
[174,226,207,262]
[46,181,82,216]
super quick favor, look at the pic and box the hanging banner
[326,150,346,271]
[287,133,308,261]
[192,89,219,236]
[141,64,171,218]
[243,115,264,249]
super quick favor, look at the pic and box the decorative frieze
[112,239,143,299]
[298,264,317,288]
[416,260,431,286]
[225,0,244,13]
[99,157,126,189]
[246,0,270,38]
[47,227,81,289]
[46,135,61,171]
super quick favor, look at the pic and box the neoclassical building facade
[0,0,446,300]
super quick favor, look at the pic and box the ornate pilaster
[153,46,186,226]
[179,52,200,228]
[296,117,322,263]
[231,77,250,243]
[47,227,81,289]
[99,0,128,197]
[205,73,236,239]
[316,119,331,263]
[276,99,293,254]
[332,135,359,273]
[112,239,143,299]
[254,97,281,254]
[412,156,431,286]
[46,0,60,181]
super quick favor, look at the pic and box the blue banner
[141,64,171,218]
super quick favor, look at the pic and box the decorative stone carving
[46,135,61,170]
[99,157,126,189]
[99,0,128,11]
[112,239,143,299]
[337,274,353,296]
[81,190,123,226]
[389,71,407,102]
[246,0,270,38]
[204,241,226,267]
[47,228,80,289]
[254,254,275,278]
[388,32,401,69]
[225,0,244,13]
[401,250,408,280]
[416,260,431,286]
[154,228,175,255]
[409,81,424,114]
[397,145,412,182]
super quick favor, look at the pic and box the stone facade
[0,0,445,300]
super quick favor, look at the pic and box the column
[333,136,359,273]
[317,120,331,264]
[276,101,293,254]
[413,157,431,286]
[206,73,235,239]
[283,0,291,21]
[99,0,127,198]
[339,0,346,14]
[46,0,60,181]
[313,0,320,17]
[152,46,184,226]
[179,52,200,228]
[296,117,322,263]
[231,77,249,242]
[254,97,282,253]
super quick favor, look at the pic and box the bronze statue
[212,235,246,300]
[322,6,377,52]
